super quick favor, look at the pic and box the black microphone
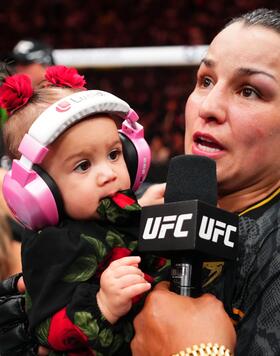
[138,154,239,296]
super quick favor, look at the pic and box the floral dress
[21,190,170,356]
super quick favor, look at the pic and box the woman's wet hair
[226,8,280,33]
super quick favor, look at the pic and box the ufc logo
[199,216,236,248]
[142,214,193,240]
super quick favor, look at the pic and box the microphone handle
[170,254,203,297]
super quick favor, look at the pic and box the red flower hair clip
[45,65,86,89]
[0,74,33,119]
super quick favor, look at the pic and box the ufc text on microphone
[138,155,239,296]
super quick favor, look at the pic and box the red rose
[96,247,132,277]
[45,65,86,89]
[143,273,154,284]
[112,193,136,208]
[48,308,89,350]
[154,256,167,269]
[0,74,33,114]
[110,246,132,262]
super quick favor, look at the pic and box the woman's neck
[218,180,280,213]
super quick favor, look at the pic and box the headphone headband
[28,90,136,146]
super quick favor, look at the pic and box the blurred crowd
[0,0,276,48]
[0,0,278,182]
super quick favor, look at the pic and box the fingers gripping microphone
[138,155,239,297]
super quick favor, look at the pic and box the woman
[132,7,280,356]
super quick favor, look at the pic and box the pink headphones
[2,90,151,230]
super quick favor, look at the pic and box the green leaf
[128,240,138,251]
[74,311,100,340]
[97,198,111,218]
[24,291,32,311]
[124,203,141,211]
[36,319,51,345]
[49,351,68,356]
[63,255,97,282]
[109,333,124,355]
[106,230,125,247]
[81,234,107,262]
[123,321,134,343]
[99,327,114,347]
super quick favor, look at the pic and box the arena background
[0,0,277,182]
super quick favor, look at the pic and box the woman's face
[185,22,280,194]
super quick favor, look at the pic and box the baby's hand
[138,183,166,207]
[96,256,151,324]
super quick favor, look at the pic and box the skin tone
[15,63,47,87]
[132,22,280,355]
[6,240,22,277]
[131,282,236,356]
[42,114,151,324]
[185,22,280,213]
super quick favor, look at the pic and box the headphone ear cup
[2,162,63,230]
[32,165,64,220]
[119,132,138,189]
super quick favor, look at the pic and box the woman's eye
[241,87,259,98]
[108,149,121,161]
[74,160,91,172]
[198,76,213,88]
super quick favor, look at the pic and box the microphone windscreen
[164,155,217,205]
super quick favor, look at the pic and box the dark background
[0,0,278,181]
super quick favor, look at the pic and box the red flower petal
[112,193,136,208]
[0,74,33,114]
[143,273,154,283]
[45,65,86,89]
[110,247,132,261]
[48,307,89,350]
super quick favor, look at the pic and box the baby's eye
[74,160,91,172]
[108,149,121,161]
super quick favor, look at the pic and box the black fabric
[21,190,142,330]
[21,190,171,355]
[201,188,280,355]
[0,274,37,356]
[238,186,280,220]
[233,191,280,355]
[0,273,22,296]
[7,217,24,242]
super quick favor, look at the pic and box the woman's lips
[193,133,224,154]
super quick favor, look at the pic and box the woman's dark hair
[226,8,280,33]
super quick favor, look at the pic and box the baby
[0,65,170,355]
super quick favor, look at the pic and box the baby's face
[41,115,131,220]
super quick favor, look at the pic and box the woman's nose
[199,84,227,124]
